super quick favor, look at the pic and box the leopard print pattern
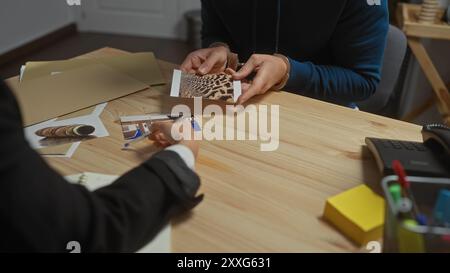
[180,72,234,102]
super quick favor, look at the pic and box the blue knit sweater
[201,0,389,105]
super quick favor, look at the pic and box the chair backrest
[358,25,407,113]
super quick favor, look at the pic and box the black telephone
[366,124,450,177]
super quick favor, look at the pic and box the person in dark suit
[0,80,203,252]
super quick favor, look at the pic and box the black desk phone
[366,124,450,177]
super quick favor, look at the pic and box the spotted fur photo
[170,69,241,103]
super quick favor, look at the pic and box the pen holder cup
[382,175,450,253]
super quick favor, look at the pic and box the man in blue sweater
[181,0,389,106]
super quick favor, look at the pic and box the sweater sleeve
[0,81,202,252]
[285,0,389,103]
[200,0,231,48]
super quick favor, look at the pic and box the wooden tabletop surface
[6,47,423,252]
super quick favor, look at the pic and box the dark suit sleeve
[0,81,202,252]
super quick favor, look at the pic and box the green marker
[389,184,402,204]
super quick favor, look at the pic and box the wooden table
[6,47,423,252]
[397,3,450,125]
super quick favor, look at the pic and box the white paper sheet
[19,65,26,82]
[136,225,171,253]
[24,103,108,157]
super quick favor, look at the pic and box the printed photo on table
[170,69,241,103]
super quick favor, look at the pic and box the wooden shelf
[397,3,450,40]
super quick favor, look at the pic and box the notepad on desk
[323,184,385,246]
[65,172,171,253]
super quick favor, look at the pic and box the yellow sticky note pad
[323,184,385,246]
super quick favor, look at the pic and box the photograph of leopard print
[170,69,241,103]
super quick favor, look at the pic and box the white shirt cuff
[165,144,196,170]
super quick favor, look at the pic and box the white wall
[74,0,200,40]
[0,0,74,54]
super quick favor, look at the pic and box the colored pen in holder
[382,175,450,253]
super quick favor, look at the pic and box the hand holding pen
[122,114,183,149]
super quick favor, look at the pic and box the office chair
[358,25,407,114]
